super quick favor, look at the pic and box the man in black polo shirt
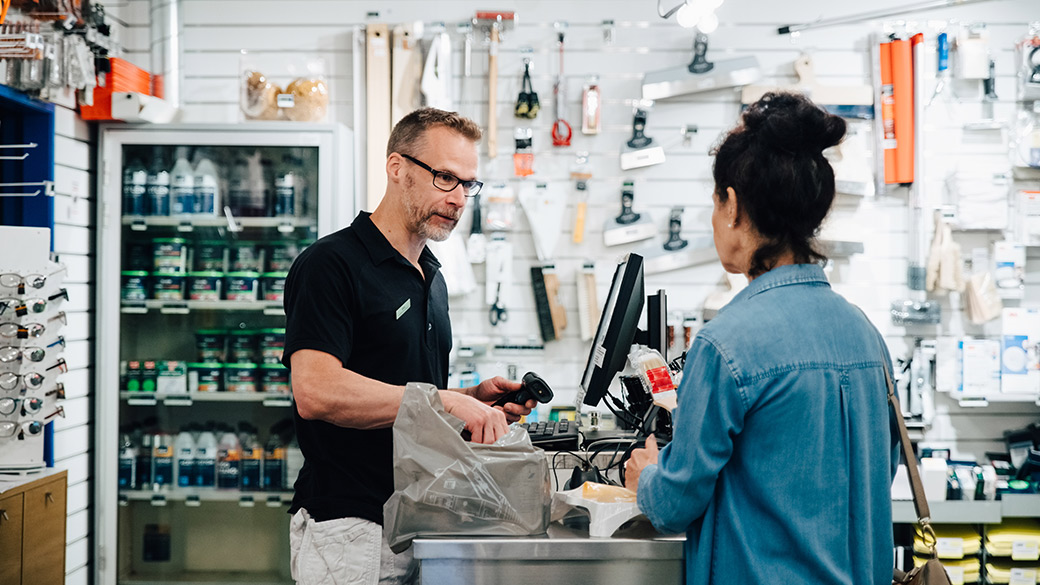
[283,108,536,585]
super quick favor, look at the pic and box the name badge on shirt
[396,298,411,320]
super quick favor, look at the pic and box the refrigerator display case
[95,123,354,585]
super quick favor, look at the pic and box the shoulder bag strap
[881,344,932,524]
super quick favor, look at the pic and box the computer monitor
[577,253,646,409]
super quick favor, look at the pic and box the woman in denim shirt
[625,92,900,585]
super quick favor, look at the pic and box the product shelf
[892,500,1002,524]
[118,487,294,507]
[120,300,285,315]
[119,571,290,585]
[120,391,292,407]
[122,215,315,233]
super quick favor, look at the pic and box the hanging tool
[421,29,453,110]
[519,182,567,263]
[620,108,666,170]
[570,152,593,244]
[604,181,656,246]
[927,32,950,107]
[982,59,998,120]
[467,192,486,263]
[485,236,513,327]
[514,57,540,119]
[514,127,534,177]
[474,11,516,160]
[552,23,572,147]
[391,22,424,126]
[366,24,392,211]
[642,33,761,100]
[639,207,716,274]
[576,261,599,341]
[582,76,602,135]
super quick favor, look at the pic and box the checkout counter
[413,522,683,585]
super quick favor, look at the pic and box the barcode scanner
[493,371,554,407]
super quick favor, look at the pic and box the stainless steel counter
[412,522,684,585]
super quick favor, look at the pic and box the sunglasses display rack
[0,246,68,474]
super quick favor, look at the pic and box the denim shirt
[637,263,899,585]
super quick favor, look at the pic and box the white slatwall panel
[122,0,1036,461]
[52,90,96,585]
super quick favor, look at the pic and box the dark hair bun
[742,92,846,154]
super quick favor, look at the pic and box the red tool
[551,28,572,147]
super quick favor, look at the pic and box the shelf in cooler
[119,572,291,585]
[121,391,292,407]
[119,488,293,507]
[122,215,315,233]
[121,300,284,315]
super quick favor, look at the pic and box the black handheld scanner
[492,371,554,407]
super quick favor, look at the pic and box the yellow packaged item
[984,562,1040,585]
[581,482,637,503]
[914,524,981,559]
[986,519,1040,560]
[913,556,979,585]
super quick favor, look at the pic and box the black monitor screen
[578,253,645,408]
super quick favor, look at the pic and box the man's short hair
[386,107,483,158]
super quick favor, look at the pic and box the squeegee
[642,33,761,100]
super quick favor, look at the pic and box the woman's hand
[625,434,660,492]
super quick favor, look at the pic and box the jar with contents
[230,242,262,272]
[153,237,189,274]
[188,363,223,392]
[188,271,224,301]
[152,272,185,301]
[226,271,260,301]
[261,272,288,302]
[125,241,152,271]
[194,241,227,271]
[225,363,259,393]
[121,271,149,301]
[228,330,257,363]
[196,330,226,362]
[261,364,290,394]
[258,328,285,364]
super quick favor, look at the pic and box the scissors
[489,283,508,326]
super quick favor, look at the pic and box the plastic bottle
[273,155,296,218]
[262,433,286,491]
[135,432,153,489]
[260,156,275,217]
[228,155,250,217]
[146,150,171,216]
[239,426,263,491]
[152,432,175,488]
[194,428,218,488]
[122,159,148,216]
[174,428,197,488]
[170,147,195,217]
[216,428,242,489]
[193,152,221,216]
[118,432,138,490]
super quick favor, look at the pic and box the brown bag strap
[881,346,932,524]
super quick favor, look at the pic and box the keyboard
[520,419,581,451]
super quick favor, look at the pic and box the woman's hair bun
[742,92,846,155]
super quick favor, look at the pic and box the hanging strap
[521,63,534,94]
[880,337,938,550]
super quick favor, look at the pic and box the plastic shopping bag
[383,383,552,553]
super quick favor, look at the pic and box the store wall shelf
[892,500,1002,524]
[120,391,292,407]
[122,215,315,232]
[119,488,293,506]
[120,300,284,315]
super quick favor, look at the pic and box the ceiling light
[676,3,700,29]
[697,11,719,33]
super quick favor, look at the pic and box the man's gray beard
[416,213,453,242]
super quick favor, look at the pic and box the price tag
[150,494,167,507]
[176,221,194,233]
[278,221,295,234]
[121,304,149,315]
[185,495,201,508]
[127,396,158,407]
[935,538,963,559]
[277,94,295,108]
[163,396,193,407]
[263,397,292,408]
[944,566,964,585]
[130,218,147,231]
[1010,568,1037,585]
[160,303,190,315]
[266,495,284,508]
[263,306,285,316]
[239,495,255,508]
[1013,540,1040,561]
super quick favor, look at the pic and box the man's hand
[468,376,536,423]
[440,391,509,444]
[625,434,660,492]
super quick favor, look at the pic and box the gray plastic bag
[383,383,552,553]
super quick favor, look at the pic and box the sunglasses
[0,267,66,295]
[0,396,43,416]
[0,371,45,392]
[0,311,66,339]
[0,289,67,317]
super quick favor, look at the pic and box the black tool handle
[663,207,688,251]
[688,32,715,75]
[616,184,641,225]
[470,193,483,235]
[626,109,653,149]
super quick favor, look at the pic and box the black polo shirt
[282,211,451,524]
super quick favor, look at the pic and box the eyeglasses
[400,154,483,197]
[0,267,66,295]
[0,345,47,363]
[0,371,45,391]
[0,312,66,340]
[0,420,44,439]
[45,358,67,374]
[0,288,67,317]
[0,396,43,416]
